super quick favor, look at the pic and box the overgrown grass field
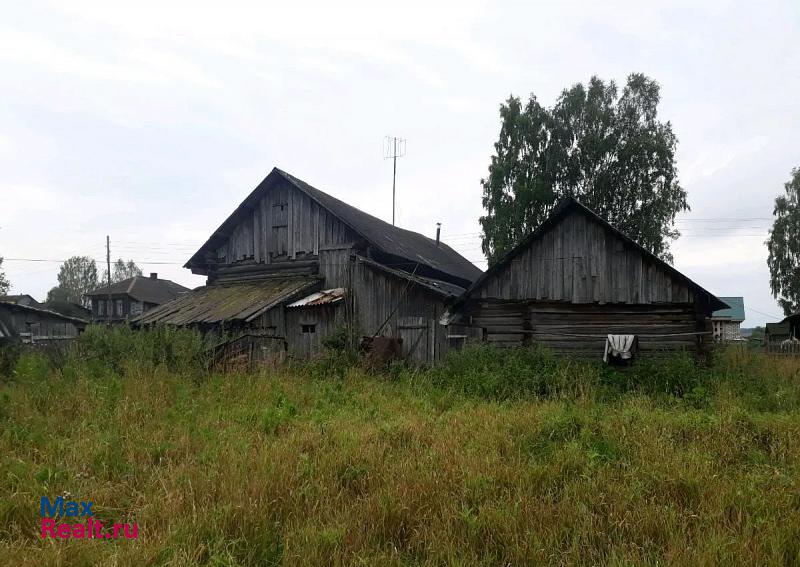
[1,328,800,566]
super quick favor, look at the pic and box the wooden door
[397,316,430,365]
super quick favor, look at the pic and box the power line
[746,307,784,321]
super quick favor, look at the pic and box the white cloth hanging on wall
[604,334,637,363]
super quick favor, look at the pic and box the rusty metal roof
[132,277,321,326]
[287,288,346,308]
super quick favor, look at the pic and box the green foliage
[428,344,597,400]
[0,256,10,295]
[0,338,799,565]
[320,325,350,352]
[102,258,143,285]
[74,325,208,375]
[481,73,688,264]
[45,286,69,303]
[56,255,98,307]
[0,343,21,379]
[767,167,800,316]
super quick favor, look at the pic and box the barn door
[397,316,430,364]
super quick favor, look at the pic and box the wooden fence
[765,342,800,356]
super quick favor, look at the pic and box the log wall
[467,300,703,357]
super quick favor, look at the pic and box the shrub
[75,325,208,375]
[0,342,21,379]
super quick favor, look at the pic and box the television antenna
[383,136,406,226]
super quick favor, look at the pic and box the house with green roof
[711,296,745,342]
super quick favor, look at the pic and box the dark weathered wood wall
[284,304,345,359]
[467,300,703,357]
[462,209,710,358]
[216,180,359,265]
[1,306,82,343]
[480,210,694,305]
[350,261,449,365]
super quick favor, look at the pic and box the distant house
[86,273,189,323]
[785,312,800,340]
[710,296,745,341]
[0,300,87,344]
[0,294,40,307]
[766,312,799,345]
[445,198,726,360]
[134,168,481,365]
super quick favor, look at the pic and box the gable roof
[455,198,727,311]
[713,297,745,321]
[86,276,189,305]
[185,168,482,286]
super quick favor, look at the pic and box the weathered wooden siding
[215,180,359,265]
[284,305,345,359]
[350,261,449,365]
[466,300,702,356]
[0,305,82,343]
[480,210,694,305]
[318,247,354,289]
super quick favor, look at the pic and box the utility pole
[106,235,112,323]
[384,136,406,226]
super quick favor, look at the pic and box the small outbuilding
[0,301,87,344]
[445,198,727,360]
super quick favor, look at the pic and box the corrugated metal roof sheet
[133,277,321,326]
[712,296,745,321]
[287,288,346,308]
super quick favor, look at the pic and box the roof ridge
[457,197,725,310]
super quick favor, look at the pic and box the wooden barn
[0,300,88,344]
[445,198,727,360]
[134,168,481,364]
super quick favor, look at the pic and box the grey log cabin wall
[453,199,726,358]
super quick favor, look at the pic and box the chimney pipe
[150,273,158,279]
[435,223,441,247]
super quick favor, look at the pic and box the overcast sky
[1,0,798,326]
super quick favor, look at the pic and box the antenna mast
[384,136,406,226]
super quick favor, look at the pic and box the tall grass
[1,329,799,565]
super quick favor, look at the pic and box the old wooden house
[134,168,481,364]
[0,300,87,344]
[445,198,727,360]
[86,274,189,323]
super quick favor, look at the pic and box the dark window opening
[301,324,316,334]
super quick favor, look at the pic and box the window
[116,299,124,316]
[97,300,105,316]
[301,324,316,334]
